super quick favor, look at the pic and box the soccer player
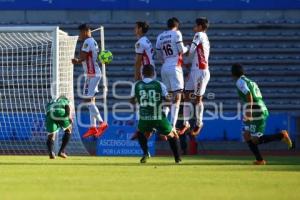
[131,64,181,164]
[231,63,293,165]
[130,21,156,140]
[180,17,210,136]
[72,24,108,138]
[46,96,72,159]
[134,21,155,80]
[156,17,189,131]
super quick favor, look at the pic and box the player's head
[194,17,209,32]
[78,23,91,40]
[142,64,155,78]
[135,21,149,37]
[167,17,180,30]
[231,63,245,78]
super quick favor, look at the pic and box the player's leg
[46,117,59,159]
[137,120,153,163]
[82,78,98,138]
[192,69,210,136]
[243,121,265,164]
[88,76,108,137]
[58,119,73,158]
[169,67,184,130]
[157,117,181,163]
[254,113,293,149]
[179,91,193,135]
[82,76,108,138]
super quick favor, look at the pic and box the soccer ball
[98,50,113,64]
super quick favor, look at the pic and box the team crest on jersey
[135,42,140,48]
[194,35,199,40]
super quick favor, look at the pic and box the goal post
[91,26,108,122]
[0,26,88,155]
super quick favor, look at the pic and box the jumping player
[46,96,72,159]
[156,17,189,131]
[180,17,210,136]
[231,63,293,165]
[134,21,155,80]
[72,24,108,138]
[131,64,181,164]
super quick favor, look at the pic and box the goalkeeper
[46,96,73,159]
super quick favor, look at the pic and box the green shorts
[243,110,269,137]
[46,115,72,134]
[138,116,172,136]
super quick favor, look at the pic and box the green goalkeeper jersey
[46,96,70,119]
[236,75,268,116]
[133,78,168,120]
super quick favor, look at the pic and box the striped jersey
[81,37,101,77]
[135,36,155,67]
[190,32,210,70]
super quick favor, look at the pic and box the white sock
[196,102,204,127]
[171,103,180,129]
[183,103,191,126]
[163,106,170,117]
[90,116,97,127]
[89,104,103,126]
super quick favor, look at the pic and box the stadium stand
[1,20,298,113]
[65,21,300,114]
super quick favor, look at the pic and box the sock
[247,140,263,161]
[46,135,54,154]
[179,134,187,154]
[171,104,180,128]
[137,131,148,155]
[89,104,103,126]
[195,102,204,127]
[59,131,71,153]
[258,133,283,144]
[183,103,191,126]
[168,137,180,160]
[163,106,170,117]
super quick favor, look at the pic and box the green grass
[0,155,300,200]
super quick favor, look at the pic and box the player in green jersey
[232,63,293,165]
[131,64,181,163]
[46,96,73,159]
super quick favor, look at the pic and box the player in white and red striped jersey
[180,17,210,136]
[156,17,189,130]
[134,21,155,81]
[72,24,108,139]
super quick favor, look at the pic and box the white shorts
[161,66,184,92]
[83,76,101,98]
[185,69,210,96]
[184,72,194,92]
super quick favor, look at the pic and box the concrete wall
[0,10,300,24]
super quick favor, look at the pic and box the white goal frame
[0,26,88,155]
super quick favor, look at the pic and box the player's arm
[72,51,88,64]
[155,36,164,62]
[72,40,90,64]
[134,42,144,80]
[134,55,143,80]
[236,79,253,121]
[176,31,189,54]
[188,33,201,58]
[245,93,253,121]
[130,82,137,105]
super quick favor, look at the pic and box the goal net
[0,26,88,155]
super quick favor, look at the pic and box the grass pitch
[0,155,299,200]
